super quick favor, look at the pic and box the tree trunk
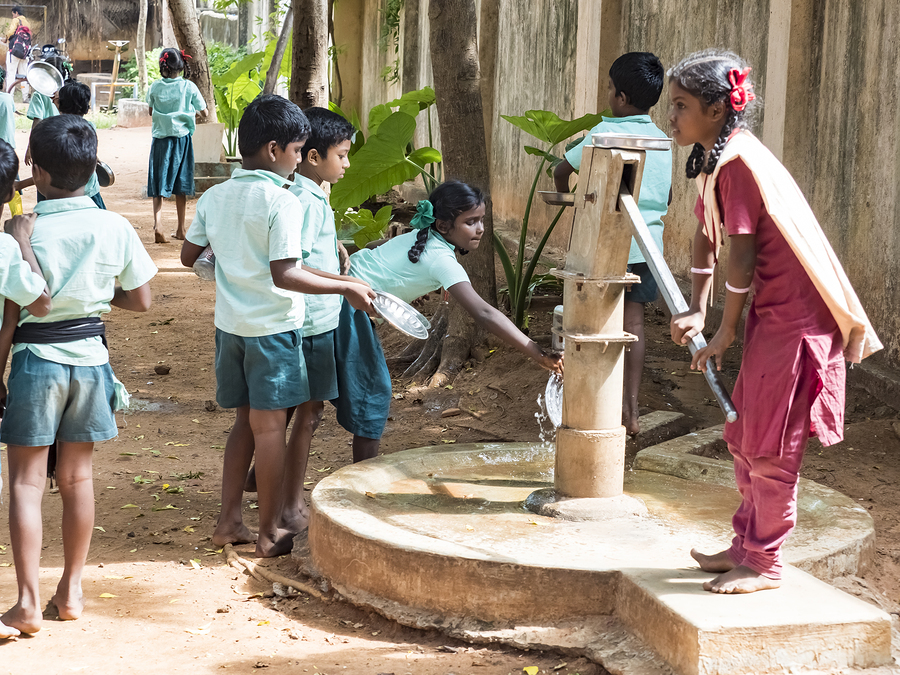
[263,7,293,95]
[166,0,218,122]
[290,0,329,108]
[136,0,148,97]
[421,0,496,387]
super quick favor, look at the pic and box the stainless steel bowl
[25,61,64,97]
[372,291,431,339]
[96,160,115,187]
[538,191,576,206]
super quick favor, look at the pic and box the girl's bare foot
[691,548,736,573]
[51,582,85,621]
[703,566,781,594]
[0,620,20,639]
[255,528,296,558]
[172,230,186,241]
[211,523,257,548]
[154,230,169,244]
[1,603,42,634]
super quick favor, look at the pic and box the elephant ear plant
[496,109,606,329]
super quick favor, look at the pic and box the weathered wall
[783,0,900,367]
[338,0,900,371]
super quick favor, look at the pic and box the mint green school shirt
[0,91,15,147]
[289,175,341,336]
[146,77,206,139]
[565,115,672,265]
[12,197,158,367]
[26,91,58,120]
[186,168,307,337]
[0,233,45,308]
[84,119,100,198]
[349,229,469,303]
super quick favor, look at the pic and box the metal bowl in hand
[372,291,431,339]
[26,61,64,97]
[95,160,115,187]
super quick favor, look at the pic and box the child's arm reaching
[690,233,756,373]
[553,159,576,193]
[180,240,205,267]
[300,264,369,287]
[671,223,717,346]
[271,259,375,313]
[448,281,563,376]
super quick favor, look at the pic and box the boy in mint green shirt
[554,52,672,436]
[180,95,373,558]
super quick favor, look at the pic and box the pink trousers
[725,371,818,580]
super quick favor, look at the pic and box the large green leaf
[367,103,392,137]
[367,86,437,136]
[524,145,559,163]
[387,86,436,111]
[501,110,604,146]
[330,112,424,212]
[213,51,266,87]
[406,146,442,168]
[329,101,365,155]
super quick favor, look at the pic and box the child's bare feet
[0,620,20,639]
[1,602,42,634]
[280,506,310,534]
[255,528,296,558]
[211,522,257,548]
[154,230,169,244]
[691,548,736,573]
[703,566,781,594]
[50,581,85,621]
[172,229,186,241]
[624,413,640,436]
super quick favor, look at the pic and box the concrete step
[195,161,237,178]
[194,175,229,193]
[619,566,892,675]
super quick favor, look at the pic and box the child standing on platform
[554,52,672,436]
[0,115,157,633]
[335,180,563,464]
[667,50,881,594]
[147,48,207,243]
[180,95,374,557]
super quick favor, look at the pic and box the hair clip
[410,200,435,230]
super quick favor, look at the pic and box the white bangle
[725,281,751,294]
[690,267,714,275]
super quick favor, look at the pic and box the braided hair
[159,47,192,79]
[407,180,485,263]
[668,49,759,178]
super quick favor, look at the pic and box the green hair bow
[410,200,435,230]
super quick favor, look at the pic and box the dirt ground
[0,124,899,675]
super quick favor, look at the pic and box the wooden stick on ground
[223,543,330,601]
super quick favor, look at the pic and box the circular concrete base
[524,487,650,521]
[305,440,874,628]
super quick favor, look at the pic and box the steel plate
[372,291,431,339]
[591,133,672,151]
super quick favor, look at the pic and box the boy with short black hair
[0,115,157,634]
[278,106,354,532]
[180,94,374,558]
[57,80,106,209]
[554,51,672,436]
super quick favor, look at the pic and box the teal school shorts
[215,328,310,410]
[0,350,118,446]
[303,329,339,402]
[331,302,392,439]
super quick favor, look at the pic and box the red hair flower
[180,49,191,61]
[728,67,755,112]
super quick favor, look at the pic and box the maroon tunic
[695,158,845,457]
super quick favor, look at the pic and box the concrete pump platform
[301,435,893,675]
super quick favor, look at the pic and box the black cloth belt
[13,317,107,348]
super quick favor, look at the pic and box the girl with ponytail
[333,180,563,464]
[668,50,881,594]
[146,47,207,243]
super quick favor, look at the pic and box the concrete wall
[337,0,900,371]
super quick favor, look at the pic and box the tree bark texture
[291,0,329,108]
[166,0,217,122]
[136,0,149,97]
[264,7,294,95]
[425,0,497,386]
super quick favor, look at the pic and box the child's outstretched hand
[691,327,735,372]
[4,212,37,240]
[344,283,376,313]
[534,347,563,377]
[671,309,706,346]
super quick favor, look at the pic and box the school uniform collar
[230,167,295,189]
[431,231,455,251]
[292,173,328,203]
[601,114,653,125]
[161,77,184,83]
[33,196,98,215]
